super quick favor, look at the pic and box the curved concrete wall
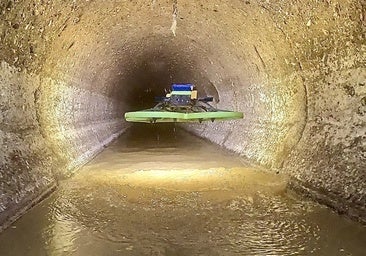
[0,0,365,226]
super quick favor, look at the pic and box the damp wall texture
[0,0,365,227]
[185,1,366,221]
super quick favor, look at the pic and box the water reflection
[0,125,365,255]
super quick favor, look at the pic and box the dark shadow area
[115,45,220,111]
[119,50,197,111]
[121,123,183,149]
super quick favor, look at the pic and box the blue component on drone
[172,83,194,91]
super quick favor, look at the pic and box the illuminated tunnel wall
[0,0,365,227]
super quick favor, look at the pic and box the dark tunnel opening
[119,46,219,111]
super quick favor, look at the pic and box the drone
[124,83,243,123]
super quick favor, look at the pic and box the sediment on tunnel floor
[0,0,365,230]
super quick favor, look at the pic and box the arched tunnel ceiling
[0,0,365,224]
[36,0,308,168]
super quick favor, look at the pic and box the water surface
[0,125,365,255]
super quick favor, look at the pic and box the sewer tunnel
[0,0,365,255]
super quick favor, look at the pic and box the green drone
[124,84,243,123]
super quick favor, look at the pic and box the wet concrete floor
[0,125,365,255]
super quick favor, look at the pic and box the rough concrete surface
[0,62,56,229]
[0,0,365,228]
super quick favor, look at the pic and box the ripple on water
[0,128,365,256]
[205,194,322,255]
[46,183,326,255]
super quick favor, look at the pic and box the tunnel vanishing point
[0,0,365,230]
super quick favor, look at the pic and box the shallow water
[0,125,365,255]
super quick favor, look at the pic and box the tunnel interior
[0,0,365,232]
[119,46,218,110]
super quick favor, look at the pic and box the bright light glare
[80,167,286,193]
[117,168,245,192]
[132,169,212,179]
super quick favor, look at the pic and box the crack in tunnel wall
[0,0,365,228]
